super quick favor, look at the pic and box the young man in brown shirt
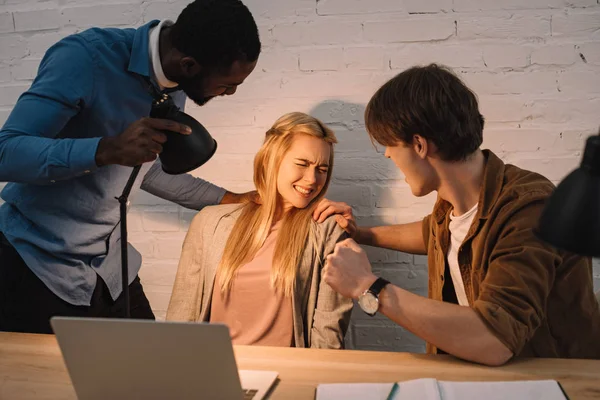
[315,64,600,366]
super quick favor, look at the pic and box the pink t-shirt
[210,222,294,347]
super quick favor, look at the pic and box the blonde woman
[166,112,353,349]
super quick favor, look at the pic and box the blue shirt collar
[128,19,160,77]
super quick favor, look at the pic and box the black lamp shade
[536,135,600,257]
[150,95,217,175]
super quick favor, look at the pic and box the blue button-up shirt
[0,20,225,306]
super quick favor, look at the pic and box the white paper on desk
[438,379,566,400]
[315,379,441,400]
[316,379,566,400]
[315,383,394,400]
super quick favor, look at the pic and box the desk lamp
[117,93,217,317]
[536,129,600,257]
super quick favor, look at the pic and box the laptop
[50,317,279,400]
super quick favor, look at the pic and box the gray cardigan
[166,204,353,349]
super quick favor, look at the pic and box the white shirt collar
[148,20,178,90]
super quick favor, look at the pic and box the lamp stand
[116,164,142,318]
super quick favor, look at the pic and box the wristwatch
[358,277,390,317]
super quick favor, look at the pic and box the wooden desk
[1,332,599,399]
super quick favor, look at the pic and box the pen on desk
[385,382,399,400]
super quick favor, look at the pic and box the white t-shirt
[447,204,478,306]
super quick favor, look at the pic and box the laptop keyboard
[243,389,258,400]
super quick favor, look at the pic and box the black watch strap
[368,277,390,297]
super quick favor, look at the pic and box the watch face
[358,292,379,315]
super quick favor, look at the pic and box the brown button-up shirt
[422,150,600,359]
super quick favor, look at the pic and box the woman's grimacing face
[276,134,331,211]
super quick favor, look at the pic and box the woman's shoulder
[314,215,347,244]
[190,204,244,232]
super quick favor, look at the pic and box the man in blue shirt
[0,0,261,333]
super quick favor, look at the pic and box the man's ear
[180,56,201,78]
[413,134,429,160]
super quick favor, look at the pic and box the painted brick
[482,128,560,153]
[253,97,330,127]
[458,14,551,39]
[403,0,453,14]
[350,323,425,351]
[391,43,484,69]
[137,260,179,288]
[310,100,367,128]
[577,42,600,64]
[0,109,10,126]
[557,70,600,93]
[191,155,254,184]
[326,184,372,208]
[128,235,155,259]
[62,4,140,28]
[9,58,39,80]
[26,32,69,57]
[527,97,600,124]
[0,63,9,82]
[245,0,315,19]
[126,208,144,233]
[343,46,388,70]
[375,186,437,209]
[142,284,175,313]
[186,100,255,127]
[506,155,581,181]
[317,0,404,15]
[272,20,363,46]
[0,11,13,33]
[478,95,530,123]
[454,0,564,10]
[207,126,266,155]
[256,50,298,72]
[0,84,28,106]
[154,232,187,260]
[14,9,61,32]
[532,44,578,65]
[141,206,180,232]
[0,35,27,60]
[299,47,343,71]
[278,72,386,99]
[483,44,531,68]
[364,17,455,43]
[142,0,189,22]
[460,71,558,95]
[331,128,380,154]
[333,156,399,181]
[552,11,600,37]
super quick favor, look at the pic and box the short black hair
[171,0,261,71]
[365,64,484,162]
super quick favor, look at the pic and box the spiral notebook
[316,378,569,400]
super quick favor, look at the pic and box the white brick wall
[1,0,599,352]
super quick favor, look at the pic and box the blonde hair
[217,112,337,298]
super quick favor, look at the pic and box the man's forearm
[0,131,101,184]
[377,284,513,366]
[357,221,427,255]
[141,161,226,210]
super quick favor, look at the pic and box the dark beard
[183,90,215,107]
[177,74,214,106]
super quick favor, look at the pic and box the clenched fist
[323,238,377,299]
